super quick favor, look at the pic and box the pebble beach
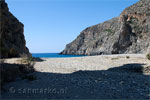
[1,54,150,99]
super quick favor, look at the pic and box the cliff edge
[0,0,31,58]
[61,0,150,55]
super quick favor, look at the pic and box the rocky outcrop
[0,0,31,58]
[61,0,150,55]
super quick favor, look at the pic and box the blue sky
[6,0,139,53]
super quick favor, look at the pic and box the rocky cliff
[61,0,150,55]
[0,0,31,58]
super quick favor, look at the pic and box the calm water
[32,53,85,58]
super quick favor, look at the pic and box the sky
[6,0,139,53]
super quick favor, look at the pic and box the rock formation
[0,0,31,58]
[61,0,150,55]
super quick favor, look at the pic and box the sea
[32,53,85,58]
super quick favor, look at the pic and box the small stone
[119,81,124,84]
[147,94,150,97]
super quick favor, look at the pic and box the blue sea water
[32,53,85,58]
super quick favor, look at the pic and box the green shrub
[103,29,115,35]
[146,54,150,60]
[20,56,34,64]
[126,56,130,59]
[111,58,119,60]
[26,56,34,63]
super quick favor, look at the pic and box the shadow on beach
[1,63,150,99]
[33,57,45,62]
[0,57,45,89]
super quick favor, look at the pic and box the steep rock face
[0,0,31,58]
[61,0,150,55]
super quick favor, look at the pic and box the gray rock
[146,46,150,55]
[0,1,31,58]
[61,0,150,55]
